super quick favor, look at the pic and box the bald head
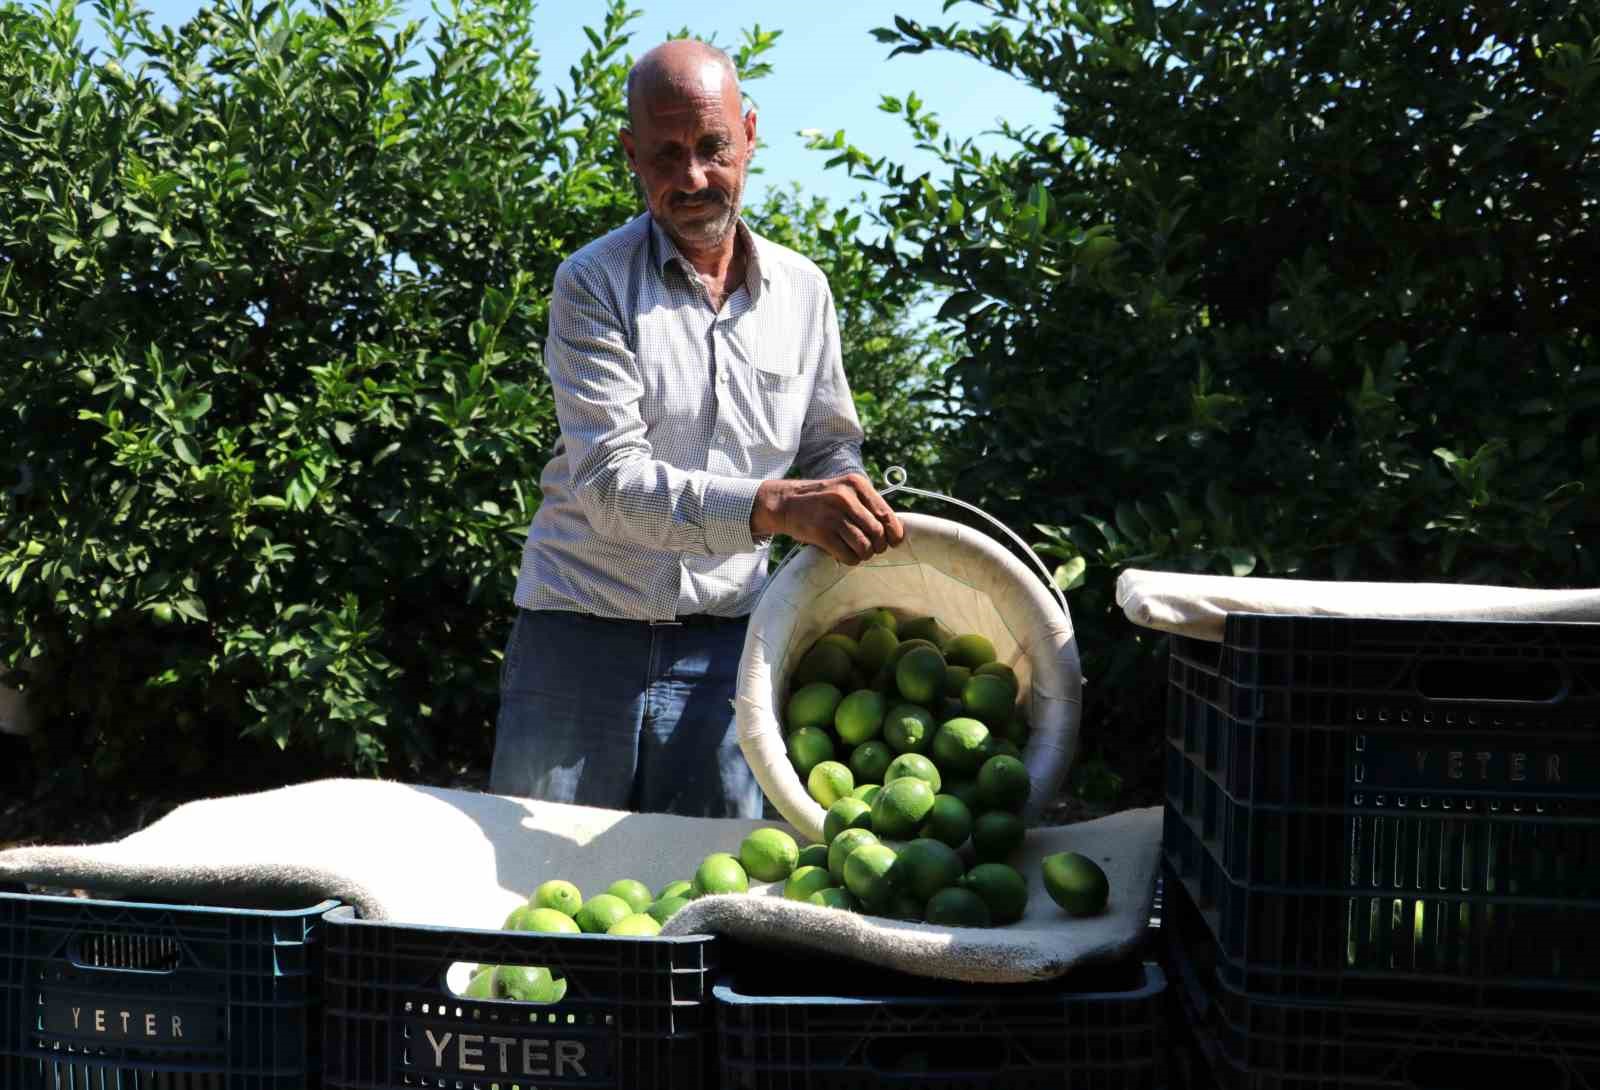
[626,40,740,130]
[619,39,756,256]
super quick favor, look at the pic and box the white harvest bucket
[734,508,1083,844]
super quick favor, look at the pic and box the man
[489,40,905,818]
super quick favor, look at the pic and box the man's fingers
[844,474,904,548]
[841,494,888,554]
[836,521,872,563]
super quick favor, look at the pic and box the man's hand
[752,474,906,566]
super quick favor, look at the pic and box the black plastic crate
[1167,615,1600,807]
[715,948,1167,1090]
[1160,870,1600,1090]
[0,887,334,1089]
[1163,614,1600,1004]
[320,904,719,1089]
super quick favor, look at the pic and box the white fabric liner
[737,512,1083,844]
[1116,567,1600,643]
[0,778,1161,984]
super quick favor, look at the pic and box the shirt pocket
[746,360,806,458]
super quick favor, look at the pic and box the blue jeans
[489,609,763,819]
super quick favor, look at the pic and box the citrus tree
[0,0,946,799]
[816,0,1600,790]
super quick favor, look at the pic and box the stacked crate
[1160,613,1600,1089]
[0,886,334,1089]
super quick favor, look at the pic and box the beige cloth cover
[1116,567,1600,643]
[0,778,1160,984]
[736,512,1082,843]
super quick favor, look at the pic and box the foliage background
[0,0,948,814]
[4,0,1597,827]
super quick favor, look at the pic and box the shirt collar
[648,213,769,304]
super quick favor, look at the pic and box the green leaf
[936,290,985,320]
[1053,555,1087,591]
[172,436,200,466]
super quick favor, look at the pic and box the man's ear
[743,109,758,163]
[618,126,637,169]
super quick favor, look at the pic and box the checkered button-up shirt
[514,212,866,622]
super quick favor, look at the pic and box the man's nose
[680,155,709,191]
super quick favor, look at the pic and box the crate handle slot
[862,1034,1006,1077]
[1405,1049,1566,1090]
[1415,658,1567,705]
[444,960,569,1004]
[68,931,181,975]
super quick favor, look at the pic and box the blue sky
[75,0,1059,213]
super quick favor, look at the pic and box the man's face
[620,65,756,251]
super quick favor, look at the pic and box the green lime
[823,796,874,844]
[859,607,899,635]
[941,633,997,670]
[498,964,564,1002]
[924,887,993,928]
[974,661,1019,689]
[740,827,801,882]
[990,738,1023,761]
[851,783,882,806]
[976,754,1031,812]
[887,891,925,922]
[895,838,965,902]
[870,663,899,695]
[961,863,1030,924]
[606,879,653,914]
[692,852,750,896]
[898,617,952,646]
[784,864,836,901]
[849,740,894,784]
[656,879,693,901]
[1003,712,1030,747]
[945,779,981,812]
[808,760,855,807]
[961,673,1016,728]
[607,912,663,936]
[835,689,887,745]
[646,896,691,924]
[884,751,942,793]
[797,843,830,870]
[931,717,991,776]
[807,887,861,911]
[786,726,836,780]
[856,624,899,674]
[942,665,972,699]
[871,776,937,840]
[533,879,583,917]
[502,905,532,931]
[818,633,860,661]
[890,637,942,666]
[1042,852,1110,917]
[972,811,1025,863]
[920,793,974,850]
[828,827,880,883]
[795,643,856,689]
[574,894,631,934]
[883,704,935,754]
[519,907,580,935]
[787,682,843,731]
[465,966,497,999]
[894,646,947,705]
[842,842,900,910]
